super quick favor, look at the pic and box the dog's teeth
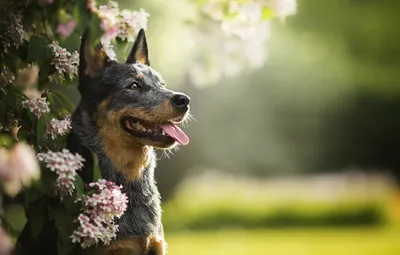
[136,122,142,129]
[161,130,165,135]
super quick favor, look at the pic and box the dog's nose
[171,93,190,110]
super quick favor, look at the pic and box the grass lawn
[166,227,400,255]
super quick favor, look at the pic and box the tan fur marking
[90,235,166,255]
[147,234,167,255]
[136,54,148,65]
[96,98,153,180]
[136,73,144,79]
[84,45,107,78]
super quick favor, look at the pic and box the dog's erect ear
[79,30,109,80]
[126,29,150,65]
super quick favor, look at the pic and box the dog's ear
[79,30,109,80]
[126,29,150,65]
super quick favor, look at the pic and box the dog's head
[78,29,190,150]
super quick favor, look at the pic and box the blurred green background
[8,0,400,254]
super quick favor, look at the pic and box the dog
[15,29,191,255]
[70,29,191,255]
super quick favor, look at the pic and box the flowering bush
[0,0,297,254]
[0,0,146,254]
[189,0,297,87]
[71,180,128,248]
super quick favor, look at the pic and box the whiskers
[159,146,179,159]
[181,111,195,128]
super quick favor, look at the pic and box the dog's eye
[129,82,139,90]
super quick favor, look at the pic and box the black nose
[172,94,190,109]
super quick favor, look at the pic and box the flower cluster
[0,67,15,92]
[270,0,298,19]
[48,41,79,83]
[190,0,297,87]
[91,1,149,59]
[46,116,72,140]
[98,1,149,42]
[116,9,149,42]
[37,149,85,196]
[70,179,128,248]
[22,97,50,118]
[0,143,40,196]
[0,12,26,50]
[0,113,21,132]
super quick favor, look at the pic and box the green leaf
[18,128,28,141]
[24,186,44,206]
[3,53,17,74]
[74,0,91,34]
[25,200,46,241]
[0,134,12,147]
[51,208,77,255]
[61,195,80,214]
[47,92,56,112]
[3,87,17,109]
[27,36,46,62]
[39,168,58,195]
[0,100,4,122]
[92,152,102,181]
[52,90,75,112]
[63,31,81,53]
[8,40,29,60]
[74,176,84,197]
[37,116,47,143]
[115,38,129,61]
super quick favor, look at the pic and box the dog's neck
[68,105,162,237]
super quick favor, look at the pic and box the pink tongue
[158,123,189,145]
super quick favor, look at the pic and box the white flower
[128,8,150,34]
[37,149,85,196]
[48,41,79,83]
[220,1,263,39]
[116,9,150,42]
[269,0,297,19]
[101,38,117,60]
[0,113,21,132]
[0,143,40,196]
[0,12,25,49]
[46,117,72,140]
[201,1,223,21]
[99,1,119,17]
[70,179,128,248]
[22,97,50,118]
[0,67,15,91]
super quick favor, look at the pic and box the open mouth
[121,116,189,146]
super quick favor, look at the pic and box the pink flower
[0,67,15,89]
[70,179,128,248]
[48,41,79,83]
[116,9,149,42]
[37,149,85,196]
[46,117,72,140]
[22,97,50,118]
[56,19,76,38]
[0,143,40,196]
[0,12,25,50]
